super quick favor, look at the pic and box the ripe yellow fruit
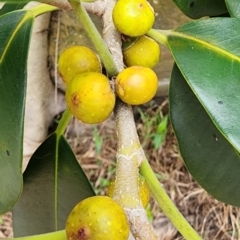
[115,66,158,105]
[108,175,150,208]
[123,36,160,68]
[65,196,130,240]
[65,72,115,124]
[58,45,101,84]
[112,0,155,37]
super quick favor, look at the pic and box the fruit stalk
[114,100,157,240]
[68,0,119,77]
[147,28,170,49]
[140,160,203,240]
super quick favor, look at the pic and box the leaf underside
[170,65,240,207]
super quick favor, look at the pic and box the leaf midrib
[0,11,30,64]
[169,30,240,62]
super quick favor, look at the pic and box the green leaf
[157,115,168,134]
[0,10,34,215]
[167,18,240,153]
[9,230,66,240]
[0,1,31,2]
[153,115,168,149]
[172,0,227,19]
[225,0,240,18]
[0,3,26,16]
[13,133,95,237]
[169,65,240,207]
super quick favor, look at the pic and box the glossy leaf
[0,3,26,16]
[13,133,95,237]
[171,0,227,19]
[169,65,240,207]
[167,18,240,153]
[225,0,240,18]
[0,1,31,2]
[0,10,33,215]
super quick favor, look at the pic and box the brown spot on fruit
[72,94,80,106]
[77,226,90,240]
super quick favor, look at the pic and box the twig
[83,0,106,16]
[43,0,106,15]
[42,0,72,10]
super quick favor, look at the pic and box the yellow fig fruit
[115,66,158,105]
[108,175,150,208]
[58,45,101,84]
[112,0,155,37]
[65,72,115,124]
[65,196,130,240]
[123,36,160,68]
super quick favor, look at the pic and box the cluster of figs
[58,0,158,239]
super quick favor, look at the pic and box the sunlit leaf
[0,0,31,2]
[167,18,240,153]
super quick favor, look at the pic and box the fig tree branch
[102,0,124,72]
[43,0,72,10]
[43,0,106,15]
[114,100,158,240]
[42,0,201,239]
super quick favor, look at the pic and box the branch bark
[102,0,124,72]
[43,0,72,10]
[113,101,158,240]
[43,0,106,15]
